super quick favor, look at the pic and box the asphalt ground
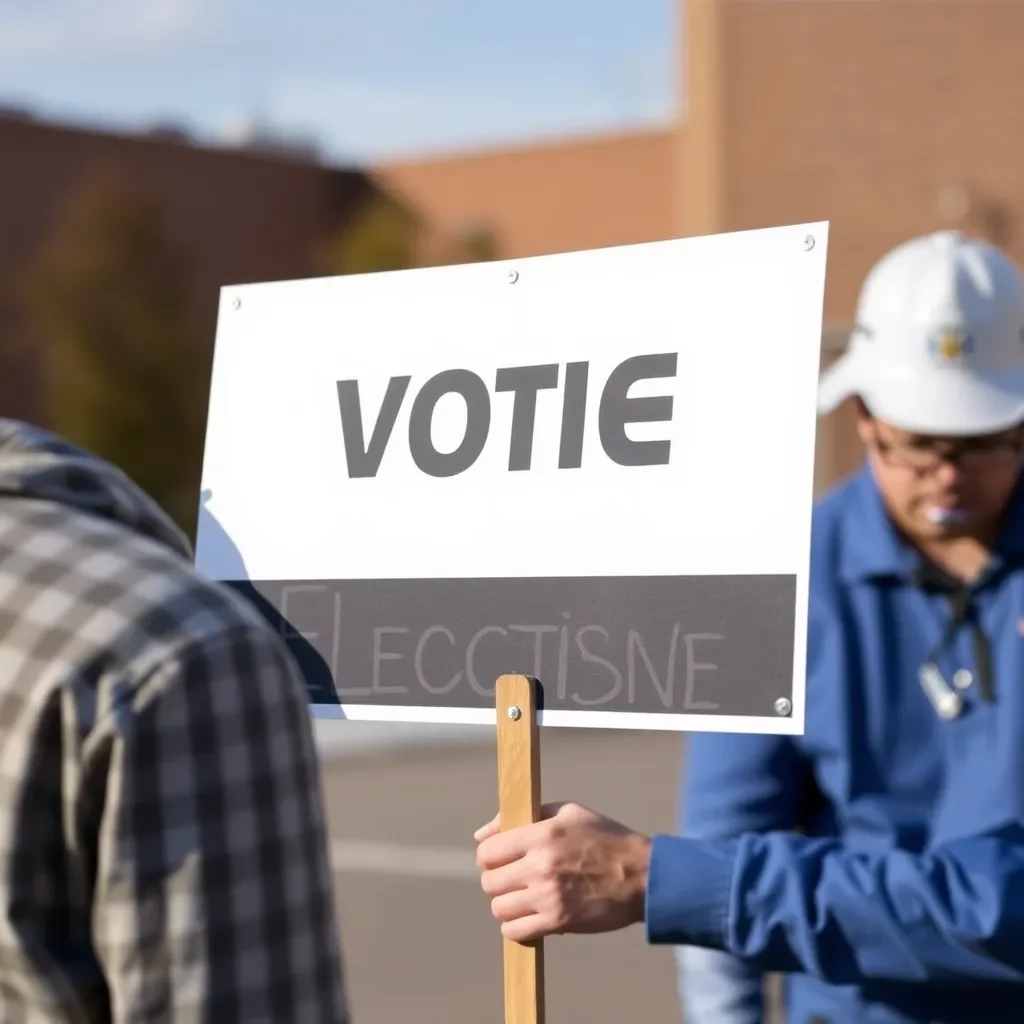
[319,725,704,1023]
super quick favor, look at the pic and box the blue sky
[0,0,677,164]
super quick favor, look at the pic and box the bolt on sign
[195,221,828,736]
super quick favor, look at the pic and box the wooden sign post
[495,675,544,1024]
[193,220,829,1022]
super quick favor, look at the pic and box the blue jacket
[648,464,1024,1023]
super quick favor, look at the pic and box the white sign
[195,221,829,734]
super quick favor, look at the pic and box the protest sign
[196,221,828,737]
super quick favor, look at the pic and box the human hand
[474,801,651,944]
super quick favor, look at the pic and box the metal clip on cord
[912,565,995,720]
[918,662,963,721]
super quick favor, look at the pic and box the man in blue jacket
[473,230,1024,1023]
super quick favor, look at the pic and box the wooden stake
[495,673,545,1024]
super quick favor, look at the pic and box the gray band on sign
[225,575,796,718]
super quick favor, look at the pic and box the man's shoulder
[808,468,871,589]
[0,496,287,698]
[811,468,867,529]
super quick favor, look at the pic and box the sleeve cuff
[644,834,738,948]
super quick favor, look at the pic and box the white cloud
[0,0,204,64]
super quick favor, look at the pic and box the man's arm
[86,620,350,1022]
[646,822,1024,985]
[677,732,816,1024]
[477,805,1024,986]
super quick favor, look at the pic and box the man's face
[857,408,1024,542]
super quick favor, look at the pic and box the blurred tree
[316,188,499,276]
[315,190,421,275]
[16,169,208,537]
[432,223,499,266]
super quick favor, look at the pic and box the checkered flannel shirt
[0,420,349,1022]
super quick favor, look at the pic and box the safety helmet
[817,230,1024,436]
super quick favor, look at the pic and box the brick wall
[681,0,1024,491]
[374,128,677,261]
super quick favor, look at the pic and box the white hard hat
[818,230,1024,435]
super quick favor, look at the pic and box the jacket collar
[837,463,1024,584]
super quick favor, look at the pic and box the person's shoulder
[811,468,865,531]
[0,496,294,698]
[808,468,869,583]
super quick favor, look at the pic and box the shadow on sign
[196,494,342,709]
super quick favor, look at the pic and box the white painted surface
[199,222,829,733]
[312,702,808,735]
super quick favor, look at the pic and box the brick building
[679,0,1024,489]
[376,0,1024,491]
[0,110,375,425]
[375,127,676,262]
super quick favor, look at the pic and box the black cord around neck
[911,563,994,702]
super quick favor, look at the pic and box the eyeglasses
[870,430,1024,473]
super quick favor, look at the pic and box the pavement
[318,724,689,1023]
[313,718,494,759]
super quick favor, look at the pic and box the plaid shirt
[0,420,349,1022]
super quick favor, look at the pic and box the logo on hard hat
[928,325,974,364]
